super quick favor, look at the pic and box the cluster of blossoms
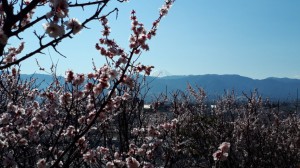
[0,65,134,167]
[99,16,110,37]
[43,22,65,38]
[121,117,179,167]
[0,0,85,69]
[19,1,36,27]
[3,0,300,166]
[48,0,69,19]
[135,64,155,76]
[43,18,82,38]
[2,42,24,64]
[159,0,173,16]
[96,8,164,77]
[104,152,141,168]
[0,2,27,66]
[0,0,177,167]
[96,16,133,71]
[42,0,82,38]
[96,37,125,59]
[129,10,149,51]
[65,18,83,35]
[213,142,231,161]
[21,10,35,27]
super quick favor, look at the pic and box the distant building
[143,104,152,109]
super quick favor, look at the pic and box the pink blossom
[43,22,65,38]
[97,146,109,154]
[46,11,55,18]
[118,56,128,65]
[21,10,34,27]
[142,162,155,168]
[73,73,85,85]
[59,92,72,105]
[31,117,40,126]
[146,150,153,160]
[109,69,118,79]
[83,150,97,163]
[98,112,106,121]
[160,6,169,16]
[93,83,103,95]
[78,116,86,124]
[219,142,230,153]
[65,18,83,34]
[136,148,146,155]
[159,1,172,17]
[106,161,114,168]
[76,137,87,148]
[85,82,94,92]
[2,43,24,64]
[114,152,120,159]
[131,128,139,136]
[0,113,11,125]
[24,0,32,5]
[114,159,125,167]
[64,125,75,137]
[102,26,111,36]
[123,76,134,88]
[49,0,69,18]
[87,73,95,79]
[36,158,46,168]
[126,157,140,168]
[141,44,149,51]
[99,16,108,25]
[65,70,74,82]
[132,20,139,26]
[19,138,28,146]
[213,142,230,161]
[0,139,8,148]
[122,92,131,100]
[213,150,229,161]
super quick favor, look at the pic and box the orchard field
[0,0,300,167]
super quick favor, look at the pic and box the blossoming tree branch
[0,0,131,69]
[0,0,176,167]
[0,1,297,167]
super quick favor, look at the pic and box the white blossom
[65,18,83,35]
[43,22,65,38]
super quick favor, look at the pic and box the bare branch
[14,0,41,26]
[51,44,66,58]
[11,15,47,37]
[69,0,106,8]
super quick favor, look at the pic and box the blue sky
[11,0,300,79]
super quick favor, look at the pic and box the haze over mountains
[147,74,300,101]
[21,74,300,101]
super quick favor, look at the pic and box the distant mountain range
[146,74,300,101]
[20,74,300,101]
